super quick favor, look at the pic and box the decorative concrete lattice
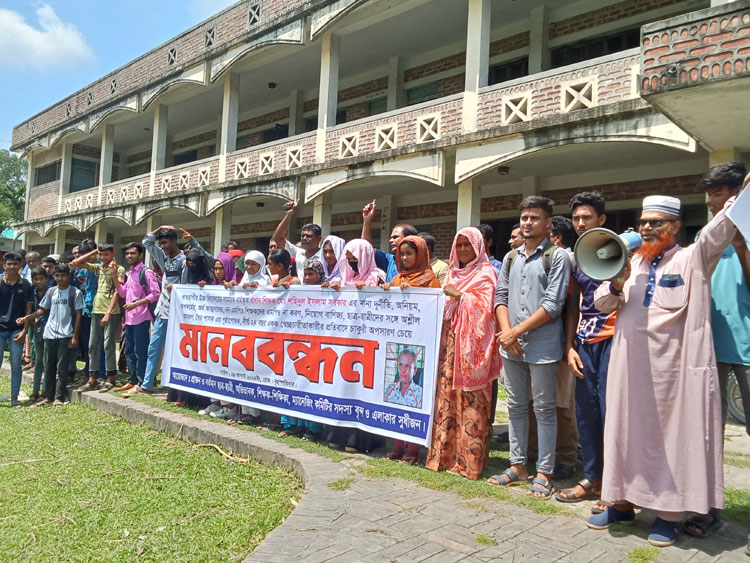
[416,115,440,143]
[120,186,129,201]
[65,103,72,119]
[86,92,93,106]
[198,168,210,187]
[248,4,261,26]
[179,172,190,189]
[161,177,172,193]
[561,77,597,112]
[205,28,215,48]
[287,147,302,169]
[502,93,531,124]
[235,159,250,179]
[375,125,398,151]
[133,183,145,199]
[340,133,359,158]
[259,154,274,175]
[110,79,118,95]
[167,48,177,66]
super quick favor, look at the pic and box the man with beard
[587,195,740,548]
[272,201,323,282]
[360,200,418,282]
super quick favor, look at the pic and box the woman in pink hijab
[329,239,384,290]
[425,227,500,480]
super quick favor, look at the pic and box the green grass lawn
[0,380,302,562]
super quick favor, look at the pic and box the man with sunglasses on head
[586,194,741,548]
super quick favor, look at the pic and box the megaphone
[573,228,642,281]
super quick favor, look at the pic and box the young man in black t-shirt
[0,251,34,408]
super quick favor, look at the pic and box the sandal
[487,468,522,486]
[591,501,607,515]
[52,400,64,408]
[32,399,53,408]
[555,478,601,503]
[402,454,420,464]
[684,509,723,538]
[98,381,115,393]
[527,477,554,500]
[385,449,405,460]
[302,434,317,442]
[648,517,678,547]
[77,380,99,392]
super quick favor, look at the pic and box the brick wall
[550,0,686,39]
[73,144,101,159]
[32,145,62,168]
[12,0,315,149]
[238,108,290,133]
[28,181,60,220]
[173,130,217,151]
[641,3,750,93]
[127,150,152,164]
[541,174,703,203]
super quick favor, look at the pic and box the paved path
[3,368,749,561]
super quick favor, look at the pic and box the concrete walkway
[3,366,748,561]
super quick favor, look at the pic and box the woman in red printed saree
[425,227,500,480]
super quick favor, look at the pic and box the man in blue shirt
[491,196,571,498]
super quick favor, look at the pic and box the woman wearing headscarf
[326,238,384,452]
[425,227,500,480]
[319,235,345,284]
[329,239,384,290]
[382,235,441,463]
[212,251,242,287]
[239,250,270,288]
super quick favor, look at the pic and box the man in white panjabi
[586,195,740,548]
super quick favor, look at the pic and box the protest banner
[162,285,446,445]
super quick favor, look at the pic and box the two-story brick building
[11,0,750,258]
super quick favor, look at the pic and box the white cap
[642,195,681,216]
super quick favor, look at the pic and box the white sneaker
[198,403,222,416]
[210,406,238,419]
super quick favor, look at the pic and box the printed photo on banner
[161,285,445,446]
[383,343,424,409]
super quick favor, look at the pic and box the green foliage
[474,534,497,546]
[0,381,301,562]
[724,488,750,525]
[328,478,354,491]
[0,149,27,231]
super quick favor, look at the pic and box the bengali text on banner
[162,285,446,445]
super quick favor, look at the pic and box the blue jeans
[125,321,151,386]
[575,339,612,482]
[142,317,167,391]
[0,330,23,398]
[503,358,558,475]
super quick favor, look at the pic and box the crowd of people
[1,162,749,551]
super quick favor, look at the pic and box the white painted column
[521,176,540,198]
[313,192,333,235]
[213,205,232,256]
[288,89,305,137]
[150,104,168,195]
[463,0,491,133]
[218,73,239,182]
[456,179,480,230]
[378,195,396,252]
[709,148,742,167]
[24,151,33,220]
[98,124,115,205]
[53,228,67,255]
[387,56,405,111]
[94,221,105,246]
[316,34,340,162]
[710,0,732,5]
[57,142,73,213]
[528,6,550,74]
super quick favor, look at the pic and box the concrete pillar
[313,192,333,235]
[218,73,239,182]
[378,195,397,253]
[528,6,550,74]
[213,205,232,256]
[521,176,540,198]
[387,56,405,111]
[288,89,305,137]
[457,179,481,230]
[111,229,123,263]
[463,0,491,133]
[53,228,67,255]
[24,151,33,220]
[94,221,105,246]
[98,124,115,205]
[150,104,168,195]
[57,142,73,213]
[316,34,340,162]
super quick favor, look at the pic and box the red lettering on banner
[339,341,380,389]
[257,336,286,375]
[288,338,338,384]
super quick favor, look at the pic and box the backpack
[138,267,158,319]
[503,240,559,277]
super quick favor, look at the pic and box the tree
[0,149,27,232]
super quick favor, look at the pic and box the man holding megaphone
[585,193,741,548]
